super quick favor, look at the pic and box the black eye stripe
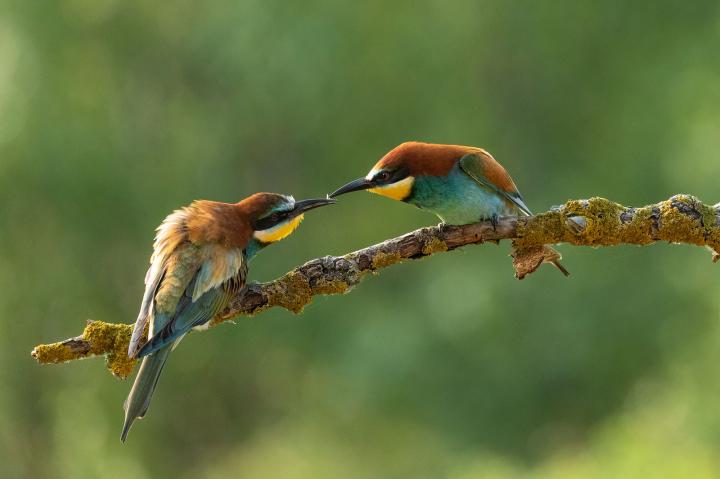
[375,168,408,184]
[253,211,289,230]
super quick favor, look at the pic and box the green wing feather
[137,270,245,357]
[458,153,532,216]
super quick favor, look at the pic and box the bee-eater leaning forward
[121,193,334,441]
[330,141,568,275]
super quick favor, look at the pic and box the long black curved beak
[291,198,336,217]
[329,178,374,198]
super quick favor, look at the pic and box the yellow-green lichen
[518,195,720,258]
[422,237,449,255]
[561,197,626,246]
[266,271,313,314]
[31,341,86,364]
[658,195,706,246]
[106,350,137,379]
[697,201,718,229]
[312,278,351,296]
[83,321,136,379]
[82,321,129,355]
[696,200,720,258]
[517,198,666,248]
[32,321,137,379]
[371,251,403,269]
[620,205,655,245]
[515,209,566,248]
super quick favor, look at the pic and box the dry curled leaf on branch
[31,195,720,379]
[511,243,566,280]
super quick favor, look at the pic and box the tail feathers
[136,325,185,359]
[121,345,172,442]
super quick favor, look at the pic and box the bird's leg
[436,221,452,235]
[490,214,499,232]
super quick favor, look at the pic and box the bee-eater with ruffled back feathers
[330,141,568,275]
[121,193,334,441]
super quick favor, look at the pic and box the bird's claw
[437,222,451,234]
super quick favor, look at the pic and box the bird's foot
[490,214,499,231]
[437,222,452,235]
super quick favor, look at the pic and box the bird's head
[238,193,335,246]
[329,141,466,202]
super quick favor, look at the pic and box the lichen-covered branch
[32,195,720,379]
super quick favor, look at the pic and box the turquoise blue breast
[244,238,265,260]
[408,164,517,225]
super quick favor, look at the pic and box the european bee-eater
[330,141,568,275]
[121,193,334,441]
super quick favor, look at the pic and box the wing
[136,272,245,357]
[459,152,533,216]
[128,207,192,357]
[136,245,247,358]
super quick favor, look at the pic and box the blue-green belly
[409,165,518,225]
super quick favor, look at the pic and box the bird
[121,192,335,442]
[329,141,568,275]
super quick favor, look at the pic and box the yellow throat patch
[253,214,304,243]
[368,176,415,201]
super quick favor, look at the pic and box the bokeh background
[1,1,720,477]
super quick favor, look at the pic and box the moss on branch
[32,321,135,378]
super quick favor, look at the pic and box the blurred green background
[1,1,719,477]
